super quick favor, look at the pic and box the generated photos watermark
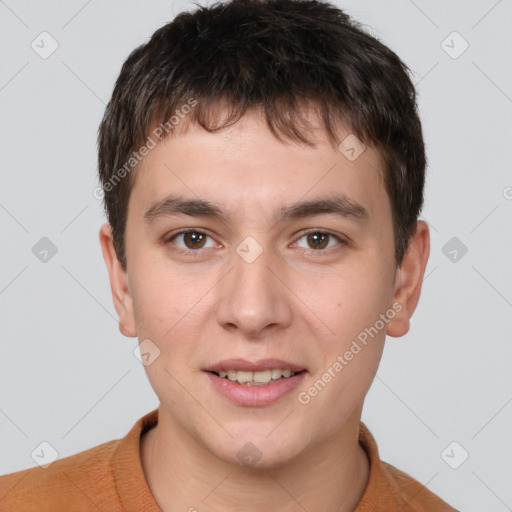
[297,301,403,405]
[93,97,198,200]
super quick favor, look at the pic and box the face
[101,108,426,468]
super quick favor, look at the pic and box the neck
[140,408,369,512]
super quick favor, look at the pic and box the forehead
[129,109,389,224]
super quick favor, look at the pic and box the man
[0,0,457,510]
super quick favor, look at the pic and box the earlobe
[99,223,137,338]
[386,221,430,338]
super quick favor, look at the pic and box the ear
[386,220,430,338]
[99,223,137,337]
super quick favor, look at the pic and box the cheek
[301,269,391,417]
[130,269,212,372]
[318,261,393,344]
[131,273,204,394]
[322,261,394,390]
[130,269,188,342]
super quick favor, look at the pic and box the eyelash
[163,229,347,256]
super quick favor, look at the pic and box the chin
[211,433,305,470]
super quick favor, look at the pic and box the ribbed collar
[113,408,399,511]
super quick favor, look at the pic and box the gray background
[1,1,511,510]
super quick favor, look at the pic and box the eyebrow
[144,194,369,225]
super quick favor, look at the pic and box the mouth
[204,361,308,406]
[206,368,307,386]
[202,358,308,395]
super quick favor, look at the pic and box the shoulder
[0,439,121,512]
[357,422,458,511]
[382,461,459,511]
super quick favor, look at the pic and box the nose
[215,239,293,339]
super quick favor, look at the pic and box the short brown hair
[97,0,426,269]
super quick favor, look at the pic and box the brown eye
[182,231,207,249]
[166,230,217,252]
[294,230,345,252]
[306,232,330,250]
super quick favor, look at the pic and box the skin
[100,107,430,512]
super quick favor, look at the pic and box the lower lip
[205,371,307,407]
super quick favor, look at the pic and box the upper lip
[203,358,306,373]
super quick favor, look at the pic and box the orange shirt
[0,409,457,511]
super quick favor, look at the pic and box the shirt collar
[113,409,400,511]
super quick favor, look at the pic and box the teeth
[216,369,298,384]
[253,370,272,383]
[236,371,253,383]
[271,369,282,379]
